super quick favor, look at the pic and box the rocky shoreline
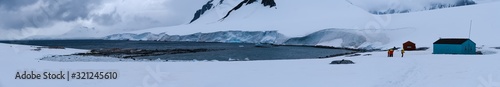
[73,48,225,59]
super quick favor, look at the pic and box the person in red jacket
[388,49,394,57]
[387,49,390,57]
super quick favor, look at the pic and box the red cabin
[403,41,416,50]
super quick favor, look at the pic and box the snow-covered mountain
[107,0,500,49]
[187,0,281,24]
[105,30,287,43]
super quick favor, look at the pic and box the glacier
[105,28,412,49]
[104,32,168,41]
[105,30,288,44]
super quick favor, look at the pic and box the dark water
[0,40,354,61]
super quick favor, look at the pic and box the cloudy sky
[0,0,207,39]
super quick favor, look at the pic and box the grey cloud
[92,8,122,26]
[0,0,209,40]
[0,0,103,30]
[0,0,38,11]
[46,0,102,21]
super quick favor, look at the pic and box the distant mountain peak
[189,0,215,23]
[189,0,276,23]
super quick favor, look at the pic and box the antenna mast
[469,20,472,39]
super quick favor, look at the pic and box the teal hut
[433,38,476,54]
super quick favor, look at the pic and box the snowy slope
[2,42,500,87]
[117,0,378,47]
[283,28,415,48]
[130,0,374,37]
[380,1,500,48]
[114,0,499,49]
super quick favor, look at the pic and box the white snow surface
[2,42,500,87]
